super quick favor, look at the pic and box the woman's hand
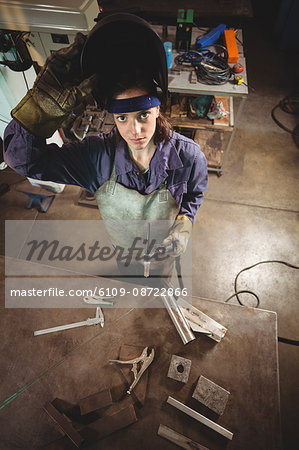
[149,216,193,258]
[11,33,98,138]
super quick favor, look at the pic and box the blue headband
[107,94,160,113]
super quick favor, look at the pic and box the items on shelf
[176,9,193,51]
[189,95,214,118]
[165,94,230,126]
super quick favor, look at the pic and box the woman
[3,34,207,287]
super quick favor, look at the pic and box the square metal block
[167,355,192,383]
[192,375,230,415]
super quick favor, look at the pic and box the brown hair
[106,71,172,144]
[154,112,172,144]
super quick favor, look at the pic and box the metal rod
[144,222,151,277]
[167,396,234,440]
[158,424,210,450]
[161,294,195,345]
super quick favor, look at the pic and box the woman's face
[113,88,160,151]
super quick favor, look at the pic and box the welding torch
[144,223,151,277]
[143,223,176,278]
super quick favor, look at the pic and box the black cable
[278,336,299,346]
[22,71,29,91]
[0,117,9,124]
[195,54,230,85]
[175,46,231,85]
[192,22,207,32]
[271,94,299,147]
[175,50,203,66]
[225,260,299,346]
[233,260,299,307]
[271,104,297,134]
[280,94,299,114]
[225,290,260,306]
[175,256,184,291]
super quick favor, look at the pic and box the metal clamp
[109,346,155,394]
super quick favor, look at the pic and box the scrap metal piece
[109,347,154,394]
[189,69,197,84]
[161,294,195,345]
[83,404,137,439]
[192,376,230,416]
[44,402,84,448]
[158,424,210,450]
[167,396,233,440]
[178,298,227,342]
[167,355,192,383]
[79,388,112,415]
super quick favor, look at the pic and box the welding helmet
[81,13,168,108]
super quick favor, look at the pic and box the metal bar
[158,424,210,450]
[167,396,234,440]
[44,402,84,448]
[79,389,112,415]
[161,294,195,345]
[178,298,227,342]
[85,404,138,438]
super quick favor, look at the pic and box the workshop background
[0,0,298,449]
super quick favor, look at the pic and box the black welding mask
[81,13,168,108]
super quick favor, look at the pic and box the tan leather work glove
[11,33,98,138]
[160,215,193,257]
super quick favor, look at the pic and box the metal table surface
[2,255,281,449]
[35,294,282,450]
[86,297,281,450]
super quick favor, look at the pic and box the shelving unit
[153,25,248,175]
[165,93,236,172]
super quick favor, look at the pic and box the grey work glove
[150,215,193,258]
[11,33,98,138]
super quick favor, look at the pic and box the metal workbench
[3,255,281,449]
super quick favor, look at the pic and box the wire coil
[175,45,231,85]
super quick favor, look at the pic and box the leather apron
[94,164,180,282]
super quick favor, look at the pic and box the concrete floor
[0,18,298,450]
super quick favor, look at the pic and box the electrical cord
[22,71,29,91]
[175,50,204,65]
[225,290,260,306]
[174,45,231,85]
[271,94,299,148]
[225,260,299,346]
[175,256,184,291]
[195,54,230,85]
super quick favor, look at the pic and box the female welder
[3,16,208,285]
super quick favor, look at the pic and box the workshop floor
[0,19,298,450]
